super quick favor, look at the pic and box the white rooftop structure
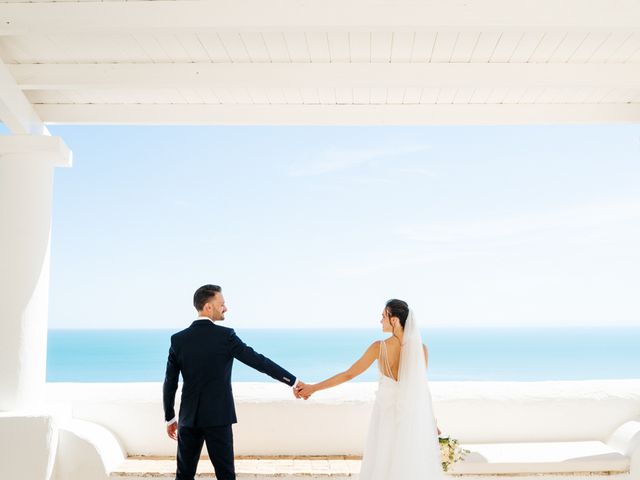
[1,0,640,129]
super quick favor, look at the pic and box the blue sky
[3,123,639,329]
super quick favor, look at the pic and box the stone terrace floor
[110,456,630,479]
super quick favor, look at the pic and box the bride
[296,299,445,480]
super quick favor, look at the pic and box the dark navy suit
[163,319,296,480]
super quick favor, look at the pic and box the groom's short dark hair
[194,284,222,311]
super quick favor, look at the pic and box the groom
[163,284,303,480]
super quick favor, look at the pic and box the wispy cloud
[397,200,640,247]
[287,144,431,177]
[350,177,394,185]
[393,167,439,177]
[336,199,640,277]
[335,250,471,277]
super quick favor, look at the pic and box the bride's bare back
[379,337,430,382]
[378,338,401,381]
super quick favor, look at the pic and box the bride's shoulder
[365,340,382,355]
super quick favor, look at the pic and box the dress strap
[379,340,395,380]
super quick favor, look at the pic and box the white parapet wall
[44,379,640,457]
[52,418,126,480]
[0,412,58,480]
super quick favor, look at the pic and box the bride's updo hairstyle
[385,299,409,329]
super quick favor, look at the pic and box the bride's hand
[296,383,316,400]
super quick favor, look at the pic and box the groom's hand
[167,422,178,441]
[296,382,314,400]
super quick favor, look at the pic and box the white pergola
[2,0,640,127]
[1,0,640,411]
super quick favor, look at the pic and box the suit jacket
[163,319,296,427]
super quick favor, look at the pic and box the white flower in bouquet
[439,435,471,472]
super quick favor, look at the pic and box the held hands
[292,381,305,399]
[167,422,178,441]
[293,381,316,400]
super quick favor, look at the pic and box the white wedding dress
[359,310,445,480]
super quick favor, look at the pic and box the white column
[0,135,72,411]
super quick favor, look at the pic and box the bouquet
[439,435,471,472]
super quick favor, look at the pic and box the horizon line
[47,324,640,331]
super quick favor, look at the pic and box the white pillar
[0,135,72,411]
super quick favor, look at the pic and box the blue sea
[46,327,640,382]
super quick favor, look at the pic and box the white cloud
[335,199,640,277]
[397,199,640,247]
[287,144,431,177]
[394,167,439,177]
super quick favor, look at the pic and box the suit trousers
[176,424,235,480]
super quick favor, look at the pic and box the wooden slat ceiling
[1,0,639,125]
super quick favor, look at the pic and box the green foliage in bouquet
[439,436,471,472]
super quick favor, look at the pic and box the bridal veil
[389,309,445,479]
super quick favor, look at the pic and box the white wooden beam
[1,0,640,35]
[34,103,640,126]
[0,58,47,134]
[12,63,640,90]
